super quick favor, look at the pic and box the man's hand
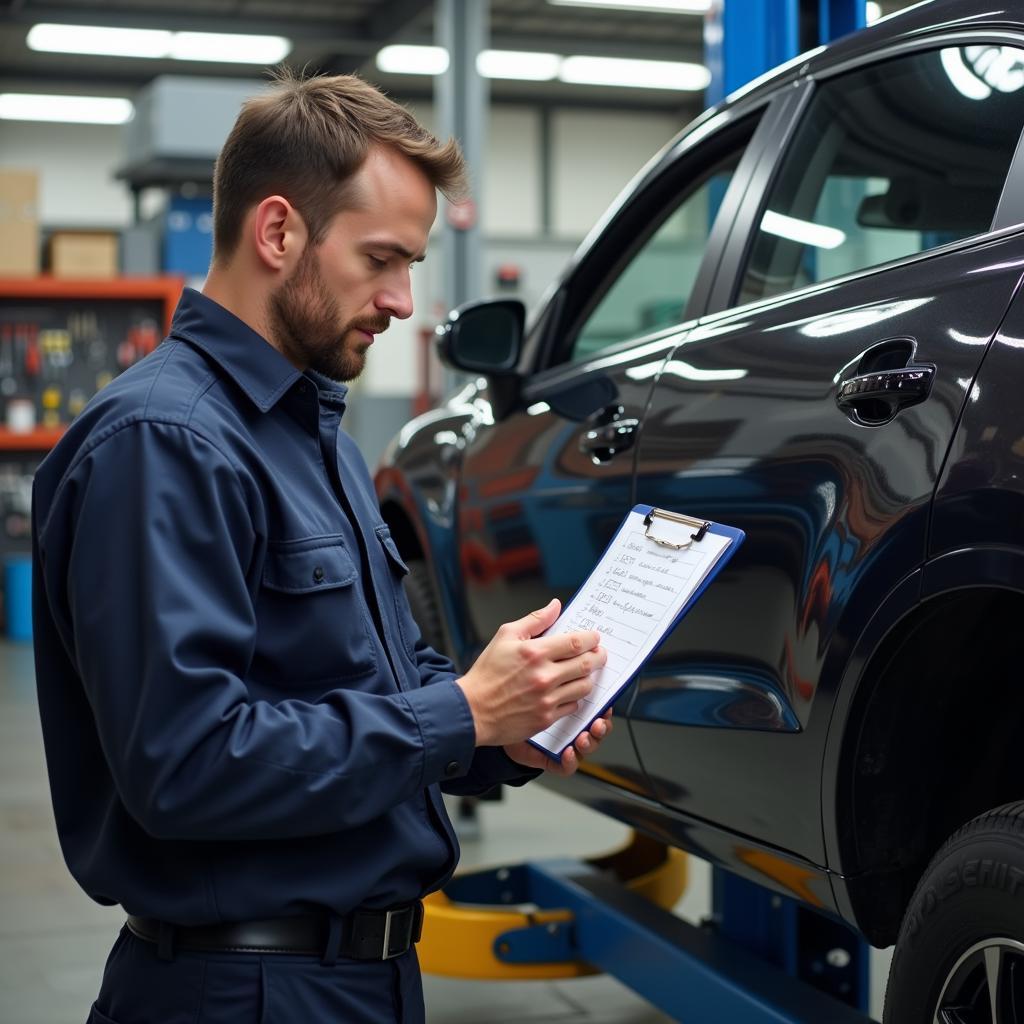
[504,709,614,777]
[456,598,607,748]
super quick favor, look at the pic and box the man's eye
[368,255,387,268]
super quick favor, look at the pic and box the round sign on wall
[446,198,477,231]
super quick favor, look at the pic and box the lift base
[421,835,874,1023]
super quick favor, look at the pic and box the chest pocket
[255,536,377,686]
[374,525,419,658]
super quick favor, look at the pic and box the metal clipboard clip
[642,508,711,550]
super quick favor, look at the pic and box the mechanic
[31,71,611,1024]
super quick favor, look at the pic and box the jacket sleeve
[36,420,476,842]
[440,746,543,795]
[411,637,543,794]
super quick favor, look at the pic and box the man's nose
[376,274,414,320]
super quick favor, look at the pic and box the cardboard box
[48,231,119,279]
[0,170,40,277]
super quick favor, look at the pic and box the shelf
[115,157,215,191]
[0,428,66,451]
[0,276,184,330]
[0,277,186,455]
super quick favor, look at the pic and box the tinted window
[739,45,1024,305]
[570,144,746,363]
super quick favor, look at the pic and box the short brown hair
[212,69,467,261]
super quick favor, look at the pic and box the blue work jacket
[32,288,536,926]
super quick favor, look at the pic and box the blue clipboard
[527,503,745,762]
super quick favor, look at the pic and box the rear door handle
[579,418,639,463]
[836,365,935,425]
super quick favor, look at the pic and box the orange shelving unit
[0,275,183,319]
[0,428,66,451]
[0,276,184,451]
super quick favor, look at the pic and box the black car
[375,3,1024,1018]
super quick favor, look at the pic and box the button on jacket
[32,288,537,926]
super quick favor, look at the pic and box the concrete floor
[0,637,891,1022]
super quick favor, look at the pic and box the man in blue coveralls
[31,71,611,1024]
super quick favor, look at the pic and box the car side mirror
[435,299,525,375]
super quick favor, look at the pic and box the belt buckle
[381,908,400,961]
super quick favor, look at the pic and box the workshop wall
[0,120,133,228]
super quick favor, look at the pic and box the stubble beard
[268,247,388,382]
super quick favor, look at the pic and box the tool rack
[0,276,181,563]
[0,276,181,449]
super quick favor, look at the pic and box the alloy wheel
[934,938,1024,1024]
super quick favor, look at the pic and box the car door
[452,99,786,789]
[627,37,1024,866]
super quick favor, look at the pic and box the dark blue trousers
[86,927,425,1024]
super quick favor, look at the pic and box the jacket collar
[169,287,305,413]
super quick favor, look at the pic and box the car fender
[374,399,481,667]
[820,566,923,881]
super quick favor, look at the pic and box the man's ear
[252,195,307,272]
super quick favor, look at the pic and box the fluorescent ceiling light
[477,50,561,81]
[27,23,291,64]
[761,209,846,250]
[375,44,707,91]
[28,23,171,58]
[941,45,1024,101]
[548,0,710,13]
[560,55,710,90]
[170,32,290,64]
[0,93,133,124]
[376,44,449,75]
[941,47,992,99]
[967,44,1024,92]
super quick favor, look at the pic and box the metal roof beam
[362,0,434,43]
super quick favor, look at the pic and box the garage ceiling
[0,0,911,114]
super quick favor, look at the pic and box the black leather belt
[126,903,423,962]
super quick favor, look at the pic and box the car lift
[420,830,874,1022]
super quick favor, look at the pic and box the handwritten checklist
[530,508,734,758]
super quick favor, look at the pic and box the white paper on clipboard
[528,506,739,759]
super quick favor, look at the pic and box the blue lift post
[703,0,873,1015]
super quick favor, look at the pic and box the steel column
[434,0,488,312]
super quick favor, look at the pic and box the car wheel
[404,557,448,657]
[883,802,1024,1023]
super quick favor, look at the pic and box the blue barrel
[4,555,32,643]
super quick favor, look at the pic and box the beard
[268,247,389,382]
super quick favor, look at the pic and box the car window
[570,144,746,364]
[738,45,1024,305]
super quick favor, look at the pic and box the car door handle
[579,418,639,463]
[835,365,935,424]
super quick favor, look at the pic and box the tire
[404,557,448,658]
[883,801,1024,1023]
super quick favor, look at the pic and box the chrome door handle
[836,365,935,424]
